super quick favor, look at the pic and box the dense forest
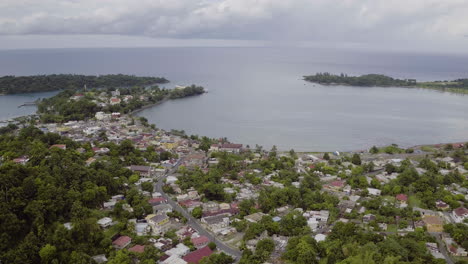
[304,72,468,93]
[0,126,180,263]
[169,84,205,99]
[0,74,169,94]
[303,73,417,87]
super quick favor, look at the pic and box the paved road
[429,233,454,264]
[154,159,242,260]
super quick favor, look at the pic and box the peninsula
[304,72,468,94]
[0,74,169,94]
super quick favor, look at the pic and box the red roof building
[112,236,132,249]
[182,246,213,264]
[148,197,167,206]
[129,245,145,253]
[396,194,408,202]
[191,236,210,249]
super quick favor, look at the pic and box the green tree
[191,207,203,219]
[351,154,362,165]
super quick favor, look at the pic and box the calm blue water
[1,47,468,151]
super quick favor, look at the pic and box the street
[154,159,242,260]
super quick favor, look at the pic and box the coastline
[129,97,170,116]
[304,79,468,95]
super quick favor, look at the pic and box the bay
[1,47,468,151]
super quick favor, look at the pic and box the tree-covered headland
[0,74,169,94]
[304,72,468,94]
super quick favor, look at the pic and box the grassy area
[420,146,436,152]
[408,195,422,208]
[387,224,397,233]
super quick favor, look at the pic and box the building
[191,236,210,249]
[112,235,132,249]
[182,246,213,264]
[422,215,444,232]
[129,245,145,253]
[130,165,153,177]
[97,217,113,228]
[161,255,187,264]
[452,207,468,223]
[435,200,449,210]
[367,188,382,196]
[395,194,408,205]
[244,212,266,223]
[146,214,170,235]
[166,243,190,257]
[201,215,230,230]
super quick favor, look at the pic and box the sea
[1,47,468,151]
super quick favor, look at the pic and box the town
[1,87,467,264]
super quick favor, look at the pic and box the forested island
[37,84,205,123]
[0,74,169,94]
[304,73,468,94]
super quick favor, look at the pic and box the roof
[396,194,408,201]
[422,215,444,225]
[330,180,344,187]
[149,197,166,204]
[150,214,169,223]
[182,246,213,264]
[220,143,243,149]
[191,236,210,245]
[130,165,151,172]
[454,207,468,216]
[112,236,131,247]
[129,245,145,253]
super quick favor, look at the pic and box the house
[110,97,121,105]
[166,243,190,257]
[154,238,173,252]
[148,197,167,206]
[191,236,210,249]
[452,207,468,223]
[328,180,344,190]
[422,215,444,232]
[146,214,170,235]
[153,204,173,214]
[435,200,449,210]
[244,212,266,223]
[166,176,178,184]
[97,217,113,228]
[91,254,108,264]
[130,165,153,177]
[395,194,408,205]
[162,255,187,264]
[129,245,145,253]
[135,222,149,236]
[363,214,376,223]
[182,246,213,264]
[95,112,111,121]
[367,188,381,196]
[112,235,132,249]
[201,215,230,230]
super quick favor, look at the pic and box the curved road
[154,160,242,260]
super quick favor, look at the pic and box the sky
[0,0,467,52]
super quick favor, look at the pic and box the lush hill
[0,74,169,94]
[303,73,416,87]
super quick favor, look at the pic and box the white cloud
[0,0,467,49]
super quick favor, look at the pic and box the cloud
[0,0,467,47]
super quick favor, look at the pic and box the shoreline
[304,80,468,95]
[129,97,170,116]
